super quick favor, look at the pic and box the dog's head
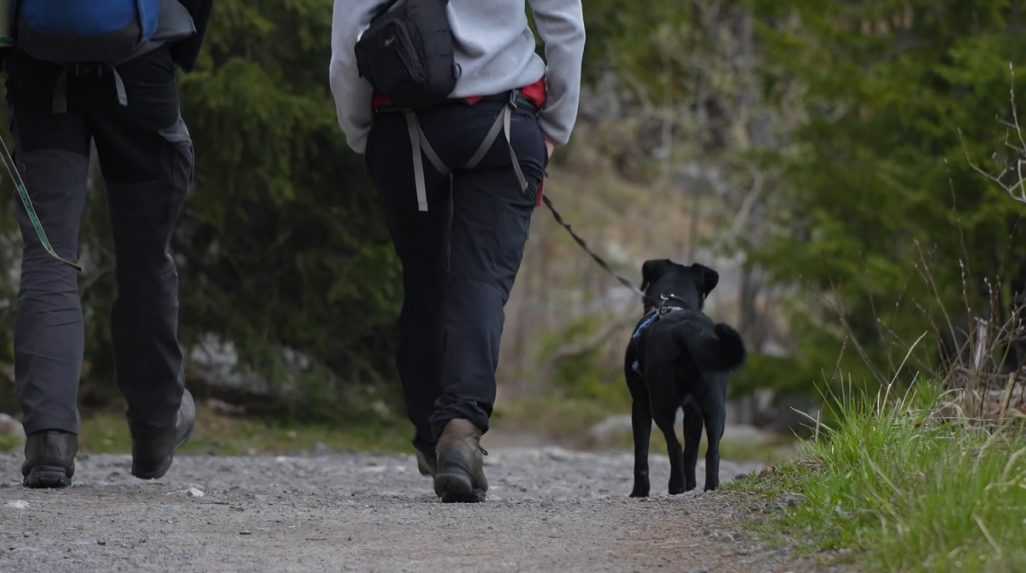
[640,259,719,312]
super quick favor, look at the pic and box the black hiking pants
[366,99,547,452]
[7,47,194,436]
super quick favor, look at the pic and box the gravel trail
[0,448,831,572]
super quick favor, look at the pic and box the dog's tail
[674,322,747,372]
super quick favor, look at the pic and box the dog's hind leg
[701,386,727,491]
[653,405,684,495]
[629,394,652,498]
[682,400,703,492]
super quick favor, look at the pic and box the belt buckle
[508,90,520,110]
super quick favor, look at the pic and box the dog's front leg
[629,396,652,497]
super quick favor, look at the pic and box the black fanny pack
[355,0,457,109]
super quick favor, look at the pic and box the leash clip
[658,293,688,316]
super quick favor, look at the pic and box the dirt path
[1,448,828,572]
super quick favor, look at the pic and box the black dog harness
[630,294,690,374]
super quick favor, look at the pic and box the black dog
[624,259,746,496]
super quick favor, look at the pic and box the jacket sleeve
[170,0,212,72]
[528,0,586,145]
[329,0,381,154]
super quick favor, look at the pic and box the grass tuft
[0,434,20,454]
[733,382,1026,572]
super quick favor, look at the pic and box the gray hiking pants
[6,47,194,435]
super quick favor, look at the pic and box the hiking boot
[22,430,78,489]
[130,389,196,480]
[433,419,488,503]
[416,445,437,477]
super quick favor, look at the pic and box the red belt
[372,78,547,112]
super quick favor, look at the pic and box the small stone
[97,540,106,546]
[6,500,29,510]
[187,487,205,498]
[239,531,252,536]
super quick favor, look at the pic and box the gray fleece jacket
[330,0,586,154]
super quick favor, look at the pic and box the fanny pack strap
[404,111,449,212]
[403,94,530,213]
[465,104,528,193]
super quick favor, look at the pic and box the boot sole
[129,425,192,482]
[131,456,174,481]
[23,465,72,489]
[131,391,197,480]
[435,472,486,503]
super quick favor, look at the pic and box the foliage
[1,0,403,416]
[735,382,1026,572]
[538,315,627,408]
[0,433,18,453]
[748,1,1026,379]
[2,1,1025,425]
[179,0,400,394]
[729,353,819,398]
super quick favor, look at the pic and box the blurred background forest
[2,0,1026,454]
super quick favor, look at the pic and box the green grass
[0,434,20,454]
[75,408,411,456]
[732,383,1026,572]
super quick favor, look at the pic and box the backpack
[355,0,457,109]
[15,0,163,64]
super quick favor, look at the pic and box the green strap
[0,135,83,272]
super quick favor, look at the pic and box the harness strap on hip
[401,98,530,212]
[465,106,506,169]
[502,105,529,193]
[465,105,528,193]
[404,110,449,212]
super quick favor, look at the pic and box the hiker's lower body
[366,97,547,499]
[6,47,195,485]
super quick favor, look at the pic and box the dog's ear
[692,263,719,296]
[641,259,674,292]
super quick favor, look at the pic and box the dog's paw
[668,481,685,495]
[629,486,650,498]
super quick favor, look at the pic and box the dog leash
[541,192,647,302]
[0,134,83,271]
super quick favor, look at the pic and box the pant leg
[427,105,548,436]
[6,54,93,435]
[85,48,193,432]
[367,102,547,441]
[365,113,452,451]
